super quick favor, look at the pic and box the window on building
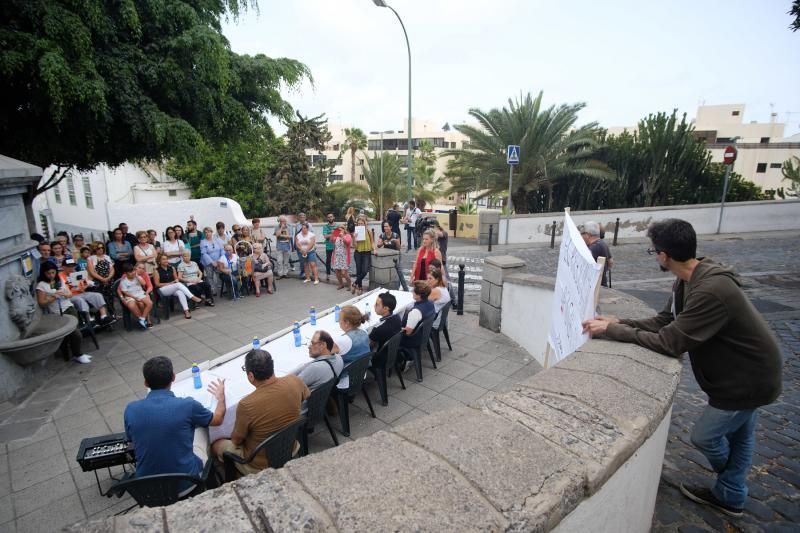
[359,174,365,181]
[717,137,734,143]
[731,110,740,116]
[332,144,340,152]
[168,189,177,197]
[329,174,343,182]
[760,137,770,144]
[82,176,93,209]
[448,196,454,201]
[312,154,327,165]
[358,158,364,166]
[54,184,62,203]
[462,141,471,149]
[66,175,76,205]
[770,163,782,169]
[756,163,767,173]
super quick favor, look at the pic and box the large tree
[0,0,310,202]
[444,91,610,213]
[264,112,332,217]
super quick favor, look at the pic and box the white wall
[552,408,671,533]
[500,281,553,367]
[498,199,800,245]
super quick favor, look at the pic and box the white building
[309,119,471,211]
[33,162,193,241]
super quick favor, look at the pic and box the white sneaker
[75,354,92,364]
[303,278,310,283]
[313,279,319,285]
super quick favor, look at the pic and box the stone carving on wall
[5,275,38,339]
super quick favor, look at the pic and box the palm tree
[327,151,404,218]
[412,163,445,210]
[444,91,611,213]
[340,127,367,182]
[782,156,800,194]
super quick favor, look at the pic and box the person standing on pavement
[184,218,202,264]
[582,218,782,518]
[322,213,337,282]
[402,201,421,251]
[386,204,403,248]
[580,221,612,287]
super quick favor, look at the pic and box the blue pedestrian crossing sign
[507,145,520,165]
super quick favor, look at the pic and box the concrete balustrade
[368,247,401,290]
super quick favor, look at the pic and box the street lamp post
[372,0,412,203]
[370,130,395,220]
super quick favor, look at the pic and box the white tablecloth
[171,289,412,442]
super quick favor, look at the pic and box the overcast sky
[222,0,800,136]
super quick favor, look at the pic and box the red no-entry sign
[723,145,737,165]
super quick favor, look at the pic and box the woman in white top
[118,263,153,329]
[35,262,92,363]
[426,267,451,328]
[295,223,319,285]
[161,226,185,267]
[133,230,157,277]
[250,242,274,296]
[177,250,215,306]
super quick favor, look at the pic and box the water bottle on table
[309,306,317,326]
[334,305,340,322]
[252,336,260,350]
[364,302,371,321]
[192,363,202,389]
[293,322,302,347]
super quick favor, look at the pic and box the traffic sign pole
[505,164,513,244]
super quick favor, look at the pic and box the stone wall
[496,199,800,245]
[69,289,681,532]
[369,248,400,290]
[479,255,525,332]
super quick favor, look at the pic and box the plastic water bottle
[192,363,202,389]
[252,336,260,350]
[293,322,301,347]
[334,305,340,322]
[364,302,371,321]
[309,306,317,326]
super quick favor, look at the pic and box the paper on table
[354,225,366,241]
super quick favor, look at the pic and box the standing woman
[352,215,376,295]
[173,224,185,243]
[154,253,202,319]
[161,226,185,268]
[410,229,442,283]
[107,228,133,277]
[200,226,223,290]
[274,216,292,278]
[332,224,352,290]
[250,242,274,296]
[240,225,254,243]
[133,231,158,279]
[377,221,400,250]
[87,241,116,313]
[295,223,319,284]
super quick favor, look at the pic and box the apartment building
[309,119,471,211]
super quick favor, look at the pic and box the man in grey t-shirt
[296,330,343,390]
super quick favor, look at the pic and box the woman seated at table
[154,253,203,319]
[177,250,215,307]
[377,221,400,251]
[250,243,274,296]
[426,267,451,327]
[334,305,371,365]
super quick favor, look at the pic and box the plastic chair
[370,332,405,406]
[430,304,453,362]
[109,458,214,510]
[300,378,339,456]
[399,314,437,382]
[333,355,376,437]
[222,416,305,481]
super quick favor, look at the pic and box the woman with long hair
[35,262,92,363]
[153,253,202,319]
[86,241,116,314]
[332,224,352,290]
[51,241,70,271]
[273,215,292,278]
[410,229,442,283]
[108,227,132,277]
[162,226,185,268]
[345,206,356,235]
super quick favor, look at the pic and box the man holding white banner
[582,219,782,518]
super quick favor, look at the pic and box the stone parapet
[369,247,400,290]
[479,255,525,332]
[478,209,500,245]
[67,290,681,533]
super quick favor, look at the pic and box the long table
[171,289,413,442]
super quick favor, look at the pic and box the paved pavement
[0,231,798,531]
[0,275,542,532]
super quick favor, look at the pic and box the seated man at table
[369,292,402,351]
[296,330,343,391]
[124,357,226,489]
[211,349,310,476]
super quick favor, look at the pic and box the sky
[222,0,800,136]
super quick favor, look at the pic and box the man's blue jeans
[406,227,416,250]
[690,405,758,509]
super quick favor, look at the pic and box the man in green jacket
[583,219,782,518]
